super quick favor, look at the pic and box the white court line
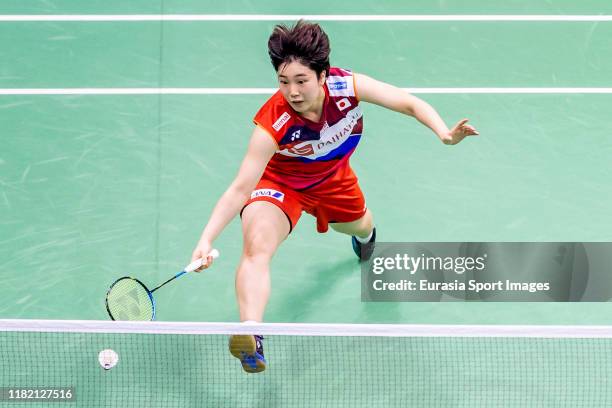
[0,14,612,22]
[1,88,612,95]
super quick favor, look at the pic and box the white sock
[355,228,374,244]
[242,320,259,324]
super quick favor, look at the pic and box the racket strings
[106,278,154,321]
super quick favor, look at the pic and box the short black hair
[267,20,331,77]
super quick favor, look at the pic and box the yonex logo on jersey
[328,81,348,90]
[251,189,285,202]
[277,105,363,160]
[336,98,351,111]
[272,112,291,131]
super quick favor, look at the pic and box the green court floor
[1,1,612,325]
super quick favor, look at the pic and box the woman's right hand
[191,239,215,272]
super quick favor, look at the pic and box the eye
[279,80,288,85]
[298,80,305,85]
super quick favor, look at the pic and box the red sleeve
[253,91,292,145]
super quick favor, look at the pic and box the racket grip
[184,249,220,273]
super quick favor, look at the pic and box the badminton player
[190,20,479,373]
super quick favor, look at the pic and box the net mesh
[1,320,612,407]
[106,278,154,321]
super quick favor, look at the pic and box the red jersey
[253,67,363,190]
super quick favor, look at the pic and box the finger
[186,257,204,273]
[189,249,219,272]
[196,255,214,272]
[461,124,478,134]
[455,119,469,128]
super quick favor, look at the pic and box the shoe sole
[229,335,266,373]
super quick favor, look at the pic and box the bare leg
[329,208,374,238]
[236,201,290,322]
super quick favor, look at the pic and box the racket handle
[184,249,220,273]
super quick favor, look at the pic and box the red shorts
[242,165,367,233]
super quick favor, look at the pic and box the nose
[289,84,300,98]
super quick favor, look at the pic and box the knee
[237,239,273,281]
[242,228,278,262]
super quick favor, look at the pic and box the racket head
[105,277,156,321]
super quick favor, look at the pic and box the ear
[318,71,327,85]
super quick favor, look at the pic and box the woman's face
[277,60,325,114]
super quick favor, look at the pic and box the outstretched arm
[354,73,479,145]
[191,126,277,270]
